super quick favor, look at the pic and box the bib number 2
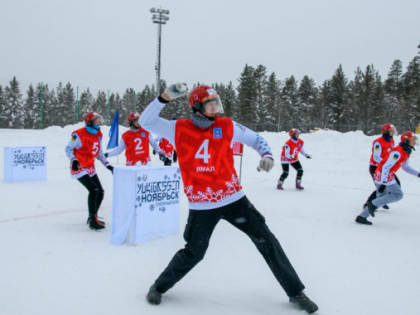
[195,139,210,163]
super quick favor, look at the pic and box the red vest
[174,117,242,204]
[374,145,409,184]
[369,136,395,166]
[159,138,174,158]
[122,128,150,166]
[281,138,304,163]
[72,128,102,169]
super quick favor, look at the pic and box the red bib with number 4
[175,117,242,204]
[122,128,150,166]
[72,128,103,169]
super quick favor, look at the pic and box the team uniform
[140,88,317,314]
[158,137,177,166]
[65,118,113,230]
[356,131,419,225]
[369,135,395,176]
[364,125,396,209]
[106,128,160,166]
[278,131,311,190]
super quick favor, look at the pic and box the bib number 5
[195,139,211,163]
[92,142,99,155]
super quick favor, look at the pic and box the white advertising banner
[3,146,47,183]
[111,165,181,245]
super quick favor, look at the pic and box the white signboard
[3,146,47,183]
[111,165,181,245]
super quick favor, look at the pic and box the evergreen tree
[254,65,267,129]
[4,77,24,128]
[280,76,298,131]
[0,85,7,128]
[79,89,94,121]
[24,85,36,128]
[401,56,420,130]
[384,60,404,128]
[262,72,281,131]
[94,91,107,123]
[326,65,349,131]
[237,64,257,128]
[298,75,318,131]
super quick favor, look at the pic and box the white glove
[164,83,188,100]
[257,155,274,172]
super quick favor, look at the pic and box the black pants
[279,161,303,182]
[153,196,305,297]
[78,174,104,217]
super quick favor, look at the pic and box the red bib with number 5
[122,128,150,166]
[175,117,242,204]
[72,128,103,169]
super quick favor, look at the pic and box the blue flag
[107,111,119,150]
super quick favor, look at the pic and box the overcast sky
[1,0,419,93]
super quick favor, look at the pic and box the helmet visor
[202,95,224,116]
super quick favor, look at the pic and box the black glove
[378,184,386,193]
[106,165,114,173]
[104,152,109,158]
[306,154,312,159]
[71,159,80,171]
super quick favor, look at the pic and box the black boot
[87,215,105,230]
[289,291,318,313]
[367,200,378,217]
[146,284,162,305]
[383,204,390,210]
[355,215,372,225]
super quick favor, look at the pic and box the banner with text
[111,165,181,245]
[3,146,47,183]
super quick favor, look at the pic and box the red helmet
[381,123,396,135]
[127,112,140,123]
[400,131,417,143]
[289,128,300,138]
[84,112,101,125]
[188,85,223,114]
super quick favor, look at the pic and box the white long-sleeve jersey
[139,98,273,158]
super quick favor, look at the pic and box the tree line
[0,43,419,134]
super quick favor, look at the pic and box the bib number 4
[195,139,211,163]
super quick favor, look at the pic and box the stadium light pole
[150,7,169,96]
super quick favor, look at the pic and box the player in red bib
[277,129,311,190]
[157,137,177,166]
[104,112,161,166]
[356,131,420,225]
[363,123,396,210]
[140,83,318,313]
[65,112,114,230]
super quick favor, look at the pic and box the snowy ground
[1,125,420,315]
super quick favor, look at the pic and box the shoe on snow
[289,292,318,313]
[87,216,105,230]
[383,204,390,210]
[296,180,304,190]
[277,182,284,190]
[146,284,162,305]
[355,215,372,225]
